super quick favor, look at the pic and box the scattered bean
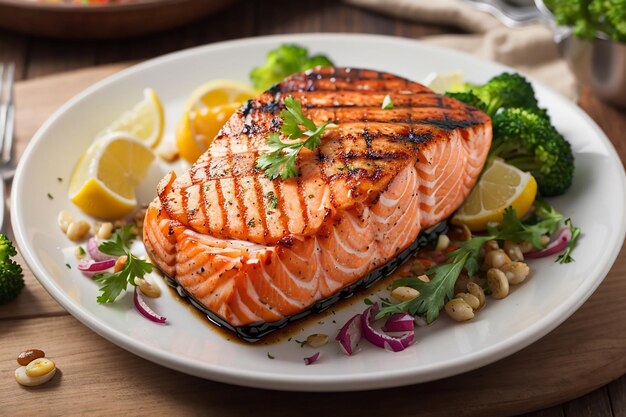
[57,210,75,233]
[501,262,530,285]
[455,292,480,310]
[484,240,500,253]
[25,358,56,378]
[114,255,128,273]
[15,365,56,387]
[503,241,524,262]
[66,220,90,241]
[96,222,113,240]
[483,249,511,270]
[306,333,329,348]
[391,286,420,302]
[435,234,450,252]
[467,282,486,310]
[487,268,509,299]
[444,298,474,322]
[17,349,45,366]
[136,277,161,298]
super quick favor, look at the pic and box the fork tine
[2,63,15,164]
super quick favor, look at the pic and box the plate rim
[11,32,626,391]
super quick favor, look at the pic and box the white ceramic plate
[12,33,626,392]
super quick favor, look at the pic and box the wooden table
[1,1,625,416]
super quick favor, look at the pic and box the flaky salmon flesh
[143,67,492,337]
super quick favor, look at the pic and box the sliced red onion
[336,313,362,356]
[87,237,115,262]
[134,287,167,324]
[525,227,571,259]
[382,313,415,333]
[432,251,447,264]
[77,258,116,273]
[361,303,415,352]
[303,352,321,365]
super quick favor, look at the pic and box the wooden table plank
[564,387,614,417]
[608,377,626,417]
[25,38,96,79]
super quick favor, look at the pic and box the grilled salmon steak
[143,67,492,339]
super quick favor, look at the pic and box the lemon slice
[176,80,256,163]
[69,133,155,219]
[423,70,465,94]
[452,158,537,231]
[99,88,164,149]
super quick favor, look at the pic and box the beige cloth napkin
[344,0,577,101]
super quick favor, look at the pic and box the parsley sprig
[377,202,579,322]
[93,225,153,304]
[255,96,334,179]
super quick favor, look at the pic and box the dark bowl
[0,0,237,39]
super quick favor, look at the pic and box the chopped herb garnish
[364,297,373,305]
[47,193,53,200]
[266,191,278,209]
[93,225,153,304]
[557,218,581,264]
[382,94,394,110]
[267,352,275,359]
[247,218,256,227]
[57,177,63,183]
[294,339,307,348]
[378,203,578,322]
[77,246,86,256]
[256,96,335,179]
[65,263,71,269]
[346,163,356,172]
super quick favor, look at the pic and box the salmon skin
[143,67,492,341]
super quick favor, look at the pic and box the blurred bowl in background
[560,35,626,109]
[535,0,626,108]
[0,0,237,39]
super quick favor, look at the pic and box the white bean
[435,234,450,252]
[306,333,329,348]
[444,298,474,322]
[503,241,524,262]
[455,292,480,310]
[487,268,509,299]
[391,286,419,302]
[500,262,530,285]
[484,249,511,269]
[467,282,486,310]
[66,220,90,241]
[57,210,74,233]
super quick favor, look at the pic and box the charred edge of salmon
[160,222,448,342]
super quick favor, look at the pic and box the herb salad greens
[93,225,153,303]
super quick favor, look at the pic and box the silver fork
[0,63,16,233]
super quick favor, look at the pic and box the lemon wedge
[452,158,537,231]
[69,133,155,219]
[99,88,164,149]
[423,70,465,94]
[176,80,256,163]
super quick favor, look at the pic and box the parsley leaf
[255,96,335,179]
[93,225,153,304]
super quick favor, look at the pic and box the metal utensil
[535,0,626,108]
[464,0,543,27]
[0,63,17,233]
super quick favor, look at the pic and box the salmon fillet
[143,67,492,339]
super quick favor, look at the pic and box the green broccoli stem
[505,155,542,172]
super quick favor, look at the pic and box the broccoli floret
[445,91,489,113]
[0,234,24,304]
[546,0,626,42]
[249,44,334,92]
[459,72,544,117]
[491,108,575,196]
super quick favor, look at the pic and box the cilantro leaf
[93,225,153,304]
[556,218,581,264]
[255,96,334,179]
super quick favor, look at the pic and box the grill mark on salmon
[144,67,492,334]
